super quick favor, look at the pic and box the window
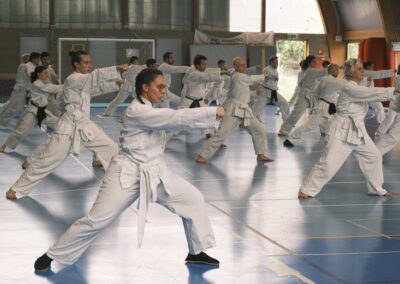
[347,42,359,60]
[199,0,229,31]
[229,0,261,32]
[265,0,325,34]
[0,0,49,28]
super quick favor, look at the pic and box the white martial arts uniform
[251,65,289,120]
[299,80,394,197]
[157,62,190,108]
[10,67,121,198]
[376,75,400,136]
[103,64,145,115]
[0,62,36,126]
[289,71,305,108]
[46,99,219,264]
[287,75,347,145]
[199,72,267,160]
[3,80,63,149]
[279,68,327,135]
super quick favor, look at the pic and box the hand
[204,99,209,105]
[257,87,265,95]
[221,70,231,76]
[216,107,225,118]
[264,73,270,78]
[395,88,400,92]
[117,64,129,71]
[117,79,125,87]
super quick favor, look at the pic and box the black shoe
[185,252,219,266]
[283,139,294,147]
[34,253,53,271]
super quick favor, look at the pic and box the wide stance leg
[279,93,310,135]
[276,93,290,121]
[251,92,268,118]
[0,88,27,126]
[245,116,267,155]
[47,159,139,265]
[4,112,37,149]
[199,116,240,160]
[376,109,397,136]
[157,173,216,255]
[103,88,130,116]
[376,115,400,156]
[352,138,387,195]
[299,138,353,197]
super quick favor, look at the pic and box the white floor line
[266,258,316,284]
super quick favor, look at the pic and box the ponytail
[31,66,47,83]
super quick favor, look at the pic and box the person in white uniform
[157,52,190,108]
[283,64,347,147]
[278,55,327,136]
[206,60,231,106]
[0,52,40,126]
[5,51,128,199]
[288,60,306,109]
[251,56,290,121]
[375,65,400,136]
[22,53,30,64]
[102,56,140,117]
[34,68,223,272]
[196,57,274,164]
[0,66,63,153]
[298,58,400,199]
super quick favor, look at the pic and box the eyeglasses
[152,83,166,90]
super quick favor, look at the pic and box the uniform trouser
[104,88,130,115]
[279,93,311,135]
[12,125,118,197]
[377,109,397,135]
[199,115,266,160]
[289,87,300,108]
[376,114,400,156]
[0,88,27,126]
[300,135,387,197]
[4,111,58,149]
[251,89,290,121]
[288,101,330,145]
[46,158,216,264]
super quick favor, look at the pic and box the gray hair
[232,57,241,66]
[344,58,363,80]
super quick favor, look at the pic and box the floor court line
[346,219,392,239]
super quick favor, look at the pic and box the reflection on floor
[1,106,400,284]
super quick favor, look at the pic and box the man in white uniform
[5,51,128,199]
[196,57,274,164]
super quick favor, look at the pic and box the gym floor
[1,105,400,284]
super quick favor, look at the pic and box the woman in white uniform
[5,51,127,199]
[0,66,62,153]
[34,68,223,271]
[298,58,400,199]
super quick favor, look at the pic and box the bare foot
[374,131,381,137]
[102,112,110,117]
[298,192,309,199]
[277,131,288,137]
[195,155,207,164]
[206,133,212,139]
[0,145,6,153]
[118,118,124,123]
[257,154,274,162]
[92,160,103,167]
[6,189,17,200]
[220,143,227,148]
[21,160,30,169]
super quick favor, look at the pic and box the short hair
[217,59,225,65]
[40,52,50,59]
[269,56,278,63]
[344,58,363,80]
[145,58,157,67]
[363,61,374,70]
[29,52,41,61]
[129,56,139,64]
[68,50,89,70]
[322,60,330,68]
[135,68,163,104]
[232,57,241,66]
[194,54,207,66]
[163,52,173,62]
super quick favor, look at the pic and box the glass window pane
[199,0,229,31]
[347,42,359,60]
[0,0,49,28]
[229,0,261,32]
[266,0,325,34]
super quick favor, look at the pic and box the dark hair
[269,56,278,63]
[322,60,330,68]
[397,64,400,75]
[30,52,40,61]
[145,58,157,68]
[69,50,88,70]
[217,59,225,65]
[129,56,139,64]
[40,51,50,59]
[135,68,163,104]
[163,52,173,62]
[301,55,316,70]
[363,61,374,70]
[194,54,207,66]
[31,66,47,83]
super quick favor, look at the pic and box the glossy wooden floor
[1,106,400,284]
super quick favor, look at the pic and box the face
[41,56,51,67]
[38,69,49,81]
[196,59,207,72]
[132,59,139,65]
[309,59,317,68]
[75,55,93,74]
[351,62,364,82]
[166,54,175,65]
[234,58,247,73]
[270,58,278,68]
[328,64,339,77]
[218,62,227,70]
[141,75,167,104]
[22,55,30,64]
[32,57,41,65]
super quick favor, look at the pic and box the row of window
[0,0,325,33]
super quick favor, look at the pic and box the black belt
[264,87,278,104]
[320,98,336,115]
[185,96,203,108]
[30,101,47,127]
